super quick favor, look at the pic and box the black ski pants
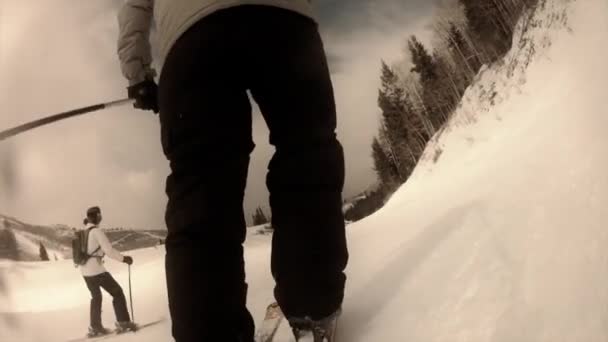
[83,272,130,329]
[158,5,348,342]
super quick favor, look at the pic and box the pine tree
[396,93,429,165]
[432,50,462,117]
[371,137,399,185]
[39,242,49,261]
[252,207,269,226]
[458,0,537,61]
[409,36,451,131]
[403,78,436,138]
[408,36,437,84]
[0,228,19,260]
[378,62,415,180]
[447,22,481,85]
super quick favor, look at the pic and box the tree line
[347,0,541,221]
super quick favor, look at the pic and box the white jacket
[117,0,316,85]
[79,223,126,277]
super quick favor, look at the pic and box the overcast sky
[0,0,440,229]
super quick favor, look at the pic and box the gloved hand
[123,256,133,265]
[127,79,159,114]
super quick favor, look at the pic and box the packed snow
[2,0,607,341]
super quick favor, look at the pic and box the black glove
[123,256,133,265]
[127,79,159,113]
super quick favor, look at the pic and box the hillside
[0,214,167,261]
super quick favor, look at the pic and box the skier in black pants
[78,206,136,337]
[117,2,349,341]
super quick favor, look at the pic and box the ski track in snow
[2,0,608,341]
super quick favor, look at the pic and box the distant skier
[78,206,136,337]
[117,1,349,341]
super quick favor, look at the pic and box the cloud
[0,0,438,228]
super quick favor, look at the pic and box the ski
[291,311,340,342]
[255,302,285,342]
[66,318,165,342]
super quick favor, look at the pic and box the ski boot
[115,321,138,333]
[87,326,111,338]
[288,308,341,342]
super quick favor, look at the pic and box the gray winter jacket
[117,0,315,85]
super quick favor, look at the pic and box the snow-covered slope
[2,0,608,341]
[341,1,608,340]
[12,230,65,261]
[1,215,74,260]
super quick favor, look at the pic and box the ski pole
[0,98,132,142]
[128,264,135,323]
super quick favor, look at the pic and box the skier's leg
[99,272,130,322]
[157,10,255,342]
[84,275,104,329]
[247,7,349,320]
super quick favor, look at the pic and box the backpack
[72,226,101,266]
